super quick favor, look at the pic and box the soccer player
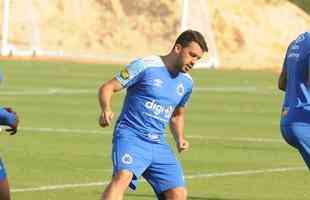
[0,72,19,200]
[98,30,208,199]
[279,32,310,169]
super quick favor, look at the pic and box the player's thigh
[110,170,133,188]
[162,187,187,200]
[0,179,10,200]
[143,143,185,195]
[112,134,152,189]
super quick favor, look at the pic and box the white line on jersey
[11,166,305,193]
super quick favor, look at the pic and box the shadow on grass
[127,193,240,200]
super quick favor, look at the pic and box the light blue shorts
[0,159,7,181]
[112,130,185,196]
[281,122,310,169]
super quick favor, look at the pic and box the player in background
[98,30,208,199]
[279,32,310,169]
[0,72,19,200]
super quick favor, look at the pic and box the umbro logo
[153,79,163,87]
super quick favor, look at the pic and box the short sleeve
[283,42,293,71]
[115,59,145,88]
[177,89,193,107]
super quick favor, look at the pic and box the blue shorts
[0,159,7,181]
[281,122,310,169]
[111,129,185,195]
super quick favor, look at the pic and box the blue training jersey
[281,32,310,125]
[114,55,193,142]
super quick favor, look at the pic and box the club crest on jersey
[120,68,129,80]
[121,153,133,164]
[295,34,305,43]
[176,84,185,96]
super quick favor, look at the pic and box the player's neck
[160,55,179,75]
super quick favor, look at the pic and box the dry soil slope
[1,0,309,69]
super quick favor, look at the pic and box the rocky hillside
[1,0,310,69]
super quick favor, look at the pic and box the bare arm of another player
[169,107,189,153]
[278,67,287,91]
[98,78,123,128]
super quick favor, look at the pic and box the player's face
[176,41,204,73]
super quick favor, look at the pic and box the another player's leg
[290,123,310,169]
[282,123,310,169]
[0,160,10,200]
[0,179,10,200]
[101,170,133,200]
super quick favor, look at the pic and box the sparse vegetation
[290,0,310,13]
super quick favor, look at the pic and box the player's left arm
[169,106,189,153]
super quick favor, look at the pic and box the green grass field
[0,60,309,200]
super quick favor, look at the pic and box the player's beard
[176,58,186,73]
[180,63,192,73]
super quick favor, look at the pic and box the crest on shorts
[121,153,133,164]
[176,83,185,96]
[120,68,129,80]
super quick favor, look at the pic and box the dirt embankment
[1,0,310,69]
[210,0,310,69]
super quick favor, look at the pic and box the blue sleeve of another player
[0,108,16,127]
[115,59,145,88]
[282,54,288,71]
[283,42,293,71]
[178,89,192,107]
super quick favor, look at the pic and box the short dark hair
[175,29,208,52]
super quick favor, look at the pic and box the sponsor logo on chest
[145,100,173,118]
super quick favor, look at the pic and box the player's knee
[162,187,187,200]
[111,170,133,188]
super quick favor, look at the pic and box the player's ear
[174,44,182,54]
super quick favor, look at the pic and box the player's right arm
[278,44,289,91]
[278,67,287,91]
[98,78,123,128]
[98,59,145,128]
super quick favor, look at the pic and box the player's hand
[4,107,19,135]
[177,138,189,153]
[99,109,114,128]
